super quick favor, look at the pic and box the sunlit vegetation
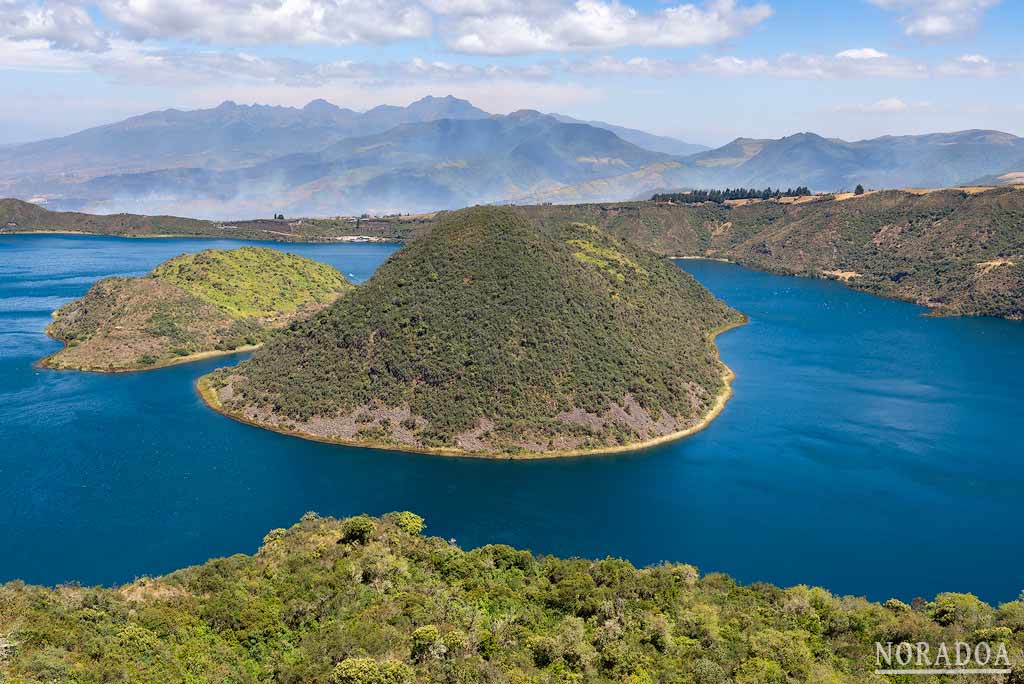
[2,513,1022,684]
[151,247,351,319]
[208,207,741,454]
[44,247,352,371]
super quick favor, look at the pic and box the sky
[0,0,1021,146]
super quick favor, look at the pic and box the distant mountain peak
[303,98,340,112]
[507,109,547,120]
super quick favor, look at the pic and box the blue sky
[0,0,1020,145]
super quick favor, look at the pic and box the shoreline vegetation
[38,341,260,374]
[5,186,1023,319]
[39,247,353,372]
[3,512,1022,684]
[197,316,748,459]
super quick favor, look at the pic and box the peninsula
[200,207,744,457]
[42,247,353,372]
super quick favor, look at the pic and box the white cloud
[866,0,1001,37]
[570,51,927,79]
[1,0,773,53]
[443,0,773,55]
[0,0,108,51]
[936,53,1013,77]
[840,98,932,113]
[96,0,433,45]
[835,48,888,60]
[78,42,556,88]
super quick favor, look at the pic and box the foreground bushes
[2,513,1021,683]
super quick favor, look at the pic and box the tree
[331,658,413,684]
[854,184,865,195]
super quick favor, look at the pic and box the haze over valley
[4,95,1024,218]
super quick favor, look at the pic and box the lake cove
[1,235,1023,602]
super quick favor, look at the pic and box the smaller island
[41,247,353,372]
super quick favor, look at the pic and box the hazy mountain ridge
[58,112,675,218]
[2,94,1022,217]
[0,95,491,189]
[548,113,710,156]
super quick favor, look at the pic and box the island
[200,207,745,457]
[41,247,353,372]
[0,512,1016,684]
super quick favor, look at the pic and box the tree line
[652,187,812,204]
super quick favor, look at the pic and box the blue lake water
[2,234,1023,603]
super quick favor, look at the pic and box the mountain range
[1,95,1022,218]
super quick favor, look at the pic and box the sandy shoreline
[196,315,748,460]
[37,341,261,374]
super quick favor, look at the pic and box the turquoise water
[2,235,1023,603]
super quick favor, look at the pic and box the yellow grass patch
[977,258,1017,275]
[821,269,862,282]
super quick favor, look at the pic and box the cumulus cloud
[0,0,108,51]
[860,98,910,112]
[95,0,433,45]
[936,53,1015,77]
[442,0,773,54]
[81,43,556,88]
[866,0,1001,37]
[1,0,774,53]
[835,48,888,60]
[570,51,927,79]
[840,98,932,113]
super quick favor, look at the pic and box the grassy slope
[205,207,741,455]
[44,247,352,371]
[2,513,1022,684]
[151,247,351,319]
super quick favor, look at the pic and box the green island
[200,207,744,457]
[5,186,1023,319]
[2,512,1022,684]
[42,247,353,372]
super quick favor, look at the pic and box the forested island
[2,512,1021,684]
[42,247,352,372]
[200,207,743,457]
[6,186,1023,319]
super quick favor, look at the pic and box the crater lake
[1,234,1022,603]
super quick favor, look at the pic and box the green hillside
[516,188,1024,319]
[151,247,351,319]
[2,513,1021,684]
[203,207,742,456]
[43,247,352,372]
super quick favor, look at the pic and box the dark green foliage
[213,207,740,452]
[4,513,1023,684]
[854,184,865,195]
[340,515,376,544]
[652,187,811,204]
